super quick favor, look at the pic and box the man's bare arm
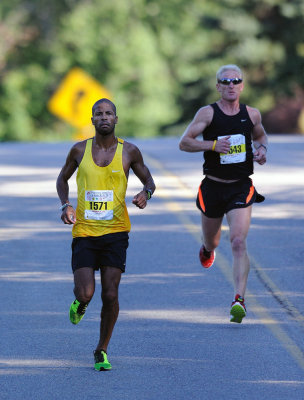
[179,105,231,154]
[127,144,155,209]
[56,144,82,224]
[248,107,268,165]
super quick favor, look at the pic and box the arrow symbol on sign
[72,90,86,115]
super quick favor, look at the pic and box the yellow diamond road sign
[48,67,112,128]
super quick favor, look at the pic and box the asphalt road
[0,135,303,400]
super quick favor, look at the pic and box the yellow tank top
[72,137,131,238]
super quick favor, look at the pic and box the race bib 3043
[218,134,246,164]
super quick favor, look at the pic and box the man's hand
[61,207,76,224]
[253,147,267,165]
[215,136,231,153]
[132,191,148,209]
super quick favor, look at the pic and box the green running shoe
[230,294,246,323]
[94,350,112,371]
[69,299,88,325]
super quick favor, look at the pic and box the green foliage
[0,0,304,141]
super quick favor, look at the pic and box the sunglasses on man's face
[217,78,243,85]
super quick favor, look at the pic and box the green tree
[0,0,304,141]
[50,0,179,137]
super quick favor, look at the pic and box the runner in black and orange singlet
[57,98,155,370]
[179,64,268,324]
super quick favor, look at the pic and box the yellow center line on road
[249,255,304,328]
[144,152,304,370]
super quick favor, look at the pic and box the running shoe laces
[77,302,87,315]
[199,245,216,269]
[94,350,112,371]
[69,299,88,325]
[230,294,246,323]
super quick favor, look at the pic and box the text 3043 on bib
[218,134,246,164]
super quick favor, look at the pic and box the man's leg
[201,213,223,251]
[199,213,223,268]
[226,206,252,297]
[96,266,122,353]
[69,267,95,324]
[73,267,95,303]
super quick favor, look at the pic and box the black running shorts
[196,177,258,218]
[71,232,129,273]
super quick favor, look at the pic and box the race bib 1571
[84,190,114,220]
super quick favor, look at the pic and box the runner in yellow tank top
[56,98,155,371]
[72,137,131,237]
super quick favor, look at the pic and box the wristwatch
[257,144,267,152]
[145,189,152,200]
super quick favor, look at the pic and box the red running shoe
[230,294,247,323]
[199,245,216,269]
